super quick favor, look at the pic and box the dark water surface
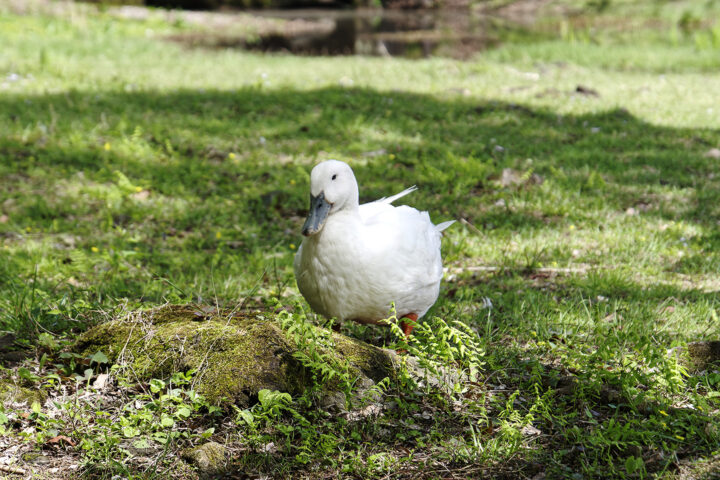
[153,4,548,59]
[245,8,512,59]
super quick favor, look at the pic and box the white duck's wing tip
[435,220,456,232]
[375,185,418,204]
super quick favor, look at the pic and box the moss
[73,304,395,406]
[0,379,47,405]
[686,341,720,372]
[181,441,228,478]
[331,332,396,383]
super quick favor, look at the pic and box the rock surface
[686,341,720,372]
[0,333,29,365]
[73,304,398,406]
[181,441,228,478]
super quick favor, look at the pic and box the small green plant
[233,388,311,437]
[385,306,486,393]
[2,366,222,476]
[276,304,356,399]
[232,388,343,465]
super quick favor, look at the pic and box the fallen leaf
[575,85,600,97]
[93,373,109,390]
[261,442,277,453]
[499,168,543,187]
[500,168,523,186]
[361,149,387,158]
[704,148,720,159]
[47,435,76,447]
[131,189,150,201]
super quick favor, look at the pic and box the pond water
[244,8,510,59]
[152,4,548,59]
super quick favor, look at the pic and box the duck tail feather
[379,185,418,204]
[435,220,456,232]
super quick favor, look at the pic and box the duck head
[301,160,359,236]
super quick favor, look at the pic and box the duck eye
[331,174,337,181]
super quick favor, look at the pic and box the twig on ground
[0,464,26,475]
[449,265,591,274]
[460,217,485,237]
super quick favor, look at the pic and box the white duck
[293,160,454,337]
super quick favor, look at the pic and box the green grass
[0,0,719,478]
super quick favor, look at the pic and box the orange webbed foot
[400,313,418,337]
[396,313,418,354]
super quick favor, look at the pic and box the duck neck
[333,183,360,214]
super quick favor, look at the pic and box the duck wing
[358,203,447,292]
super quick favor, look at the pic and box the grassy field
[1,0,719,478]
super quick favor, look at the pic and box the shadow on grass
[471,340,719,479]
[1,86,718,223]
[0,86,718,476]
[428,270,718,478]
[1,85,718,332]
[334,263,720,477]
[1,86,718,328]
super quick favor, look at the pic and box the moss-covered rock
[73,304,396,406]
[686,341,720,372]
[181,441,228,478]
[0,379,48,406]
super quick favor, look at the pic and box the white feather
[374,185,418,204]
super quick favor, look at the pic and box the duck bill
[301,192,332,236]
